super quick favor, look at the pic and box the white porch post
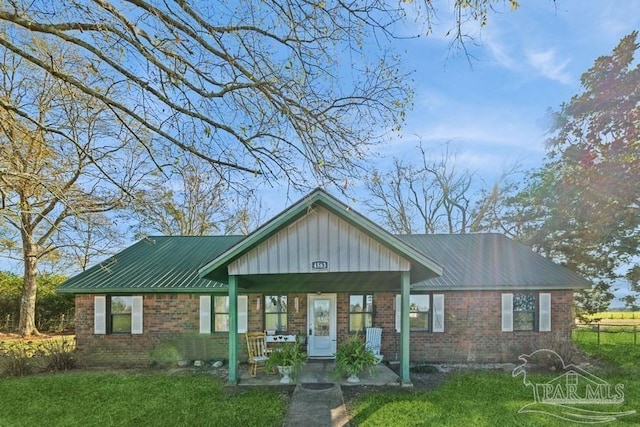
[228,275,239,384]
[400,270,411,385]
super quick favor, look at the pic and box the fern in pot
[334,333,378,383]
[266,342,307,384]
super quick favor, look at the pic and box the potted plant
[334,333,378,383]
[266,341,307,384]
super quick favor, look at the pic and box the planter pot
[347,374,360,383]
[277,365,294,384]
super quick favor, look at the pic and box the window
[513,293,536,331]
[395,294,444,332]
[349,294,373,332]
[199,295,247,334]
[265,295,287,333]
[409,294,430,331]
[110,296,133,333]
[94,296,142,335]
[214,296,230,332]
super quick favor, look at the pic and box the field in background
[583,311,640,323]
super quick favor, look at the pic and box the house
[57,188,591,384]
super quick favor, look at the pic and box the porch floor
[238,360,400,386]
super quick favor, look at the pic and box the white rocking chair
[365,327,384,364]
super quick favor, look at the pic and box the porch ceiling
[234,271,404,293]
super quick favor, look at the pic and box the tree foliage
[0,39,146,335]
[481,32,640,316]
[365,143,500,234]
[0,0,520,190]
[0,271,72,332]
[129,157,264,237]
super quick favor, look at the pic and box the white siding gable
[229,206,410,275]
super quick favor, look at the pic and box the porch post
[400,270,411,385]
[228,275,239,385]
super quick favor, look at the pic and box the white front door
[307,293,337,357]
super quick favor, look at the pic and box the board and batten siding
[229,206,410,275]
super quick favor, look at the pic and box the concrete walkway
[283,383,348,427]
[237,361,399,426]
[279,362,400,427]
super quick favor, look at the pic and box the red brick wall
[401,290,574,363]
[75,289,574,366]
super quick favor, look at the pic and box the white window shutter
[238,295,248,333]
[432,294,445,332]
[94,296,106,335]
[501,293,513,332]
[395,294,401,332]
[131,296,143,334]
[199,295,211,334]
[539,293,551,332]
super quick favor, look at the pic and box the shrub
[0,343,39,377]
[41,337,76,371]
[150,342,183,367]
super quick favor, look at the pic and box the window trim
[408,293,431,332]
[199,295,247,334]
[108,295,133,334]
[348,294,374,333]
[502,292,552,333]
[512,292,537,332]
[94,295,142,335]
[264,294,288,334]
[395,293,444,333]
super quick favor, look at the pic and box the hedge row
[0,272,74,333]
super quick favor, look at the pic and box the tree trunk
[18,242,39,336]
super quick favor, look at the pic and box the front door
[307,293,337,357]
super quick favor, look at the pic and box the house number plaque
[311,261,328,270]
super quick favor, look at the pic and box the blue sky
[254,1,640,305]
[3,2,639,303]
[260,1,640,211]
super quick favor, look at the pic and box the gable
[229,206,410,275]
[199,188,442,283]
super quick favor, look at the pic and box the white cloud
[526,49,572,84]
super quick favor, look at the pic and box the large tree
[0,0,519,191]
[129,157,264,237]
[365,143,497,234]
[480,32,640,318]
[0,41,146,335]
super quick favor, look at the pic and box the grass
[573,324,640,346]
[0,371,288,427]
[573,326,640,376]
[348,333,640,426]
[2,332,639,426]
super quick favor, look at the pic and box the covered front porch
[197,189,443,385]
[238,359,400,386]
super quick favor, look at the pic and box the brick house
[57,188,591,384]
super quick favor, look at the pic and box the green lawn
[2,333,639,426]
[0,371,288,427]
[347,333,640,426]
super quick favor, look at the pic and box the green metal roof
[400,233,592,290]
[57,191,592,295]
[198,188,444,283]
[56,236,244,294]
[57,233,591,294]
